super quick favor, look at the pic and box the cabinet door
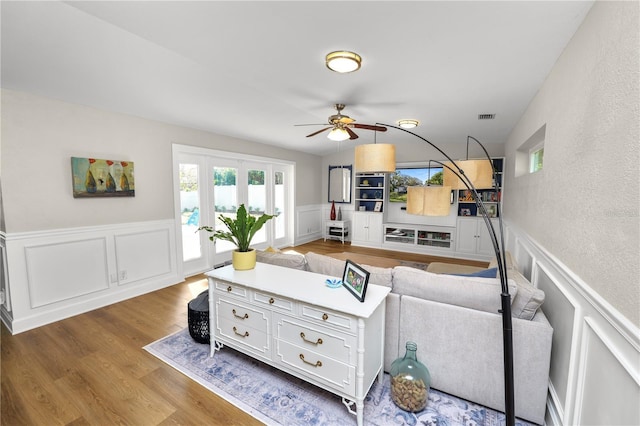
[352,213,370,242]
[456,218,478,254]
[477,219,500,256]
[367,214,383,244]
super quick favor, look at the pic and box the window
[530,146,544,173]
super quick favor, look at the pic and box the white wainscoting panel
[295,204,323,245]
[115,229,172,285]
[1,220,180,334]
[504,222,640,426]
[26,237,110,308]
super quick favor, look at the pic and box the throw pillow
[451,267,498,278]
[305,252,393,288]
[256,250,307,270]
[508,270,546,320]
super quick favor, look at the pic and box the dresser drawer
[213,280,248,299]
[216,298,269,334]
[275,339,356,395]
[252,291,294,313]
[273,314,356,364]
[300,304,356,333]
[216,316,270,358]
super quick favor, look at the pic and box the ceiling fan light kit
[328,127,350,141]
[325,51,362,73]
[398,119,419,129]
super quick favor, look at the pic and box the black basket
[188,290,210,344]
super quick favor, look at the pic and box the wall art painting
[71,157,135,198]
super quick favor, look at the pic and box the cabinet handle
[299,353,322,367]
[322,313,329,321]
[300,332,323,345]
[269,297,275,304]
[227,286,232,292]
[232,309,248,320]
[232,326,249,337]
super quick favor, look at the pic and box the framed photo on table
[374,201,383,212]
[342,260,370,302]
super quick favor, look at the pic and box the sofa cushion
[508,270,546,320]
[256,249,308,270]
[392,266,517,314]
[305,252,393,288]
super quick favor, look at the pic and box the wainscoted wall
[504,222,639,425]
[295,204,323,245]
[1,220,180,334]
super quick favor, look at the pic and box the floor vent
[478,114,495,120]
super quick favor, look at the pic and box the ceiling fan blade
[306,127,332,137]
[352,123,388,132]
[346,127,359,140]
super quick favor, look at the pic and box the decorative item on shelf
[362,193,368,199]
[390,341,431,412]
[374,190,382,199]
[197,204,274,270]
[337,206,342,220]
[330,200,336,220]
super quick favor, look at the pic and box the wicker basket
[188,290,210,344]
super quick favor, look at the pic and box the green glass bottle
[389,341,431,412]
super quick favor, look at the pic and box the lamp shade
[406,186,451,216]
[443,159,494,190]
[354,144,396,173]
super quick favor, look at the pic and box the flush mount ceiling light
[398,119,419,129]
[325,51,362,73]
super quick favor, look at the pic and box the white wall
[503,1,639,328]
[502,2,639,425]
[1,89,323,233]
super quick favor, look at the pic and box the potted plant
[198,204,274,270]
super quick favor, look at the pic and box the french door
[174,145,294,277]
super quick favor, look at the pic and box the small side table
[324,220,350,243]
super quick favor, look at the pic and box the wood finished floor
[1,239,487,425]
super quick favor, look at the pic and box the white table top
[206,263,390,319]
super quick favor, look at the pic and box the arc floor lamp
[355,124,515,426]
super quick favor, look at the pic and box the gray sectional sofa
[256,249,552,425]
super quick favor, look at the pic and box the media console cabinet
[206,263,390,426]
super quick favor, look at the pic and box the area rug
[145,329,533,426]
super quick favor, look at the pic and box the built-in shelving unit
[355,173,386,213]
[383,224,453,251]
[457,158,503,218]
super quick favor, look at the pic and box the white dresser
[206,263,390,426]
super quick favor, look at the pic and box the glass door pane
[179,163,201,262]
[213,166,238,254]
[274,170,285,240]
[247,167,267,246]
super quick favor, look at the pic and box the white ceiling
[1,1,593,156]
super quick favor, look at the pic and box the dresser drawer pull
[269,297,275,304]
[232,309,249,319]
[227,286,233,292]
[299,353,322,367]
[322,313,329,321]
[299,332,323,345]
[232,327,249,337]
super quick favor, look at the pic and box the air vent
[478,114,495,120]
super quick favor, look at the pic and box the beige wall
[503,1,639,327]
[1,89,322,233]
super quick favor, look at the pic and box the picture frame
[461,208,472,216]
[374,201,383,212]
[71,157,135,198]
[342,260,370,302]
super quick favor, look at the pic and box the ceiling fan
[295,104,387,141]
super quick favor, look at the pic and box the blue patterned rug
[145,329,534,426]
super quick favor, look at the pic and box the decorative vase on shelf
[390,341,431,412]
[337,206,342,220]
[330,200,336,220]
